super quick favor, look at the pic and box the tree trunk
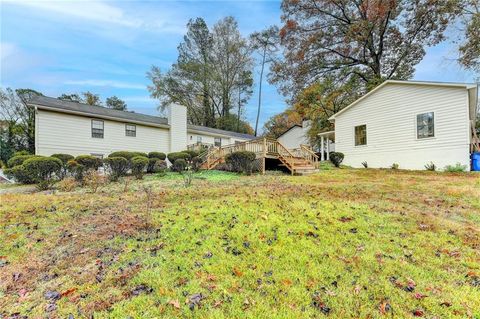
[254,48,267,136]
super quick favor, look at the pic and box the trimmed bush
[109,151,147,161]
[225,151,256,174]
[51,153,74,164]
[329,152,344,168]
[67,160,85,181]
[148,152,166,160]
[167,152,191,163]
[4,165,34,184]
[75,155,102,171]
[51,153,74,178]
[104,157,129,181]
[23,156,62,190]
[172,158,187,172]
[183,150,199,158]
[131,156,149,179]
[13,150,31,157]
[152,159,167,174]
[7,155,41,168]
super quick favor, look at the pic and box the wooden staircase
[198,138,319,175]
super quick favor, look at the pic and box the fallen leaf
[168,299,180,309]
[412,308,424,317]
[232,267,243,277]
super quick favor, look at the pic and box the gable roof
[278,124,302,137]
[28,95,256,139]
[29,95,169,127]
[187,124,255,139]
[329,80,478,121]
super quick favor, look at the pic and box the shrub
[13,150,31,157]
[190,156,203,172]
[104,157,129,181]
[183,150,199,158]
[361,161,368,168]
[225,151,256,175]
[7,155,42,168]
[67,160,86,181]
[148,152,166,160]
[152,160,167,174]
[329,152,344,168]
[424,162,436,171]
[131,156,149,179]
[83,170,106,193]
[147,157,168,173]
[167,152,191,163]
[57,177,77,192]
[51,153,74,178]
[75,155,102,171]
[444,163,467,172]
[172,158,187,172]
[391,163,399,170]
[4,165,34,184]
[109,151,147,161]
[23,156,62,190]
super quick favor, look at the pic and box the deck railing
[200,137,318,171]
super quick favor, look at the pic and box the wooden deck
[199,137,319,175]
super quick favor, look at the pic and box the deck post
[320,136,325,161]
[262,138,267,175]
[326,138,330,161]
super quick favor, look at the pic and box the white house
[28,96,254,158]
[329,80,478,170]
[277,120,310,150]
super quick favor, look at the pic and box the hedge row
[4,151,172,188]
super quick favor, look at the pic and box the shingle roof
[187,124,255,139]
[28,96,256,139]
[29,96,169,126]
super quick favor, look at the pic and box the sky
[0,0,477,131]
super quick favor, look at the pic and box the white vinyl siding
[334,83,470,170]
[278,126,309,150]
[36,110,169,156]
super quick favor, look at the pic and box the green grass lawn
[1,169,479,318]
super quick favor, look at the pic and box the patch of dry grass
[0,169,479,318]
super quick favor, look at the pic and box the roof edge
[329,80,478,120]
[32,103,171,129]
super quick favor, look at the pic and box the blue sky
[0,0,476,131]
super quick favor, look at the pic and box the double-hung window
[416,112,434,139]
[125,124,136,137]
[91,120,104,138]
[214,137,221,147]
[354,125,367,146]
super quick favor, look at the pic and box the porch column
[326,138,330,161]
[320,136,325,161]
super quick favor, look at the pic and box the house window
[214,137,221,147]
[354,125,367,146]
[91,120,104,138]
[91,153,103,159]
[125,124,136,137]
[416,112,434,139]
[197,136,202,143]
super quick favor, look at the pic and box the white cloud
[64,79,145,89]
[2,0,141,27]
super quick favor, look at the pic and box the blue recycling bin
[472,152,480,171]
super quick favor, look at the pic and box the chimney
[167,103,187,153]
